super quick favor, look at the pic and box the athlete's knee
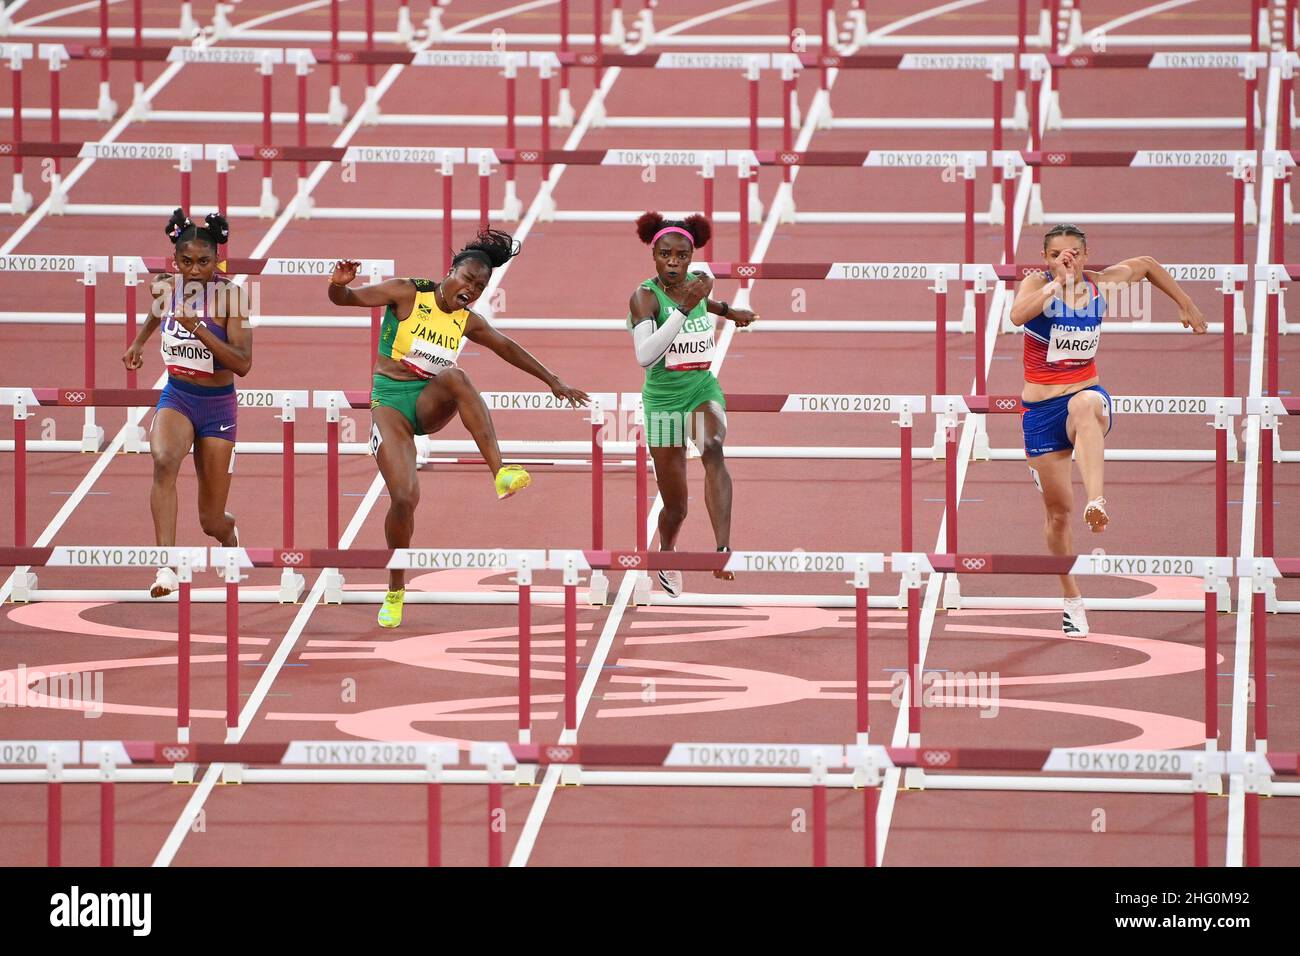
[198,510,230,539]
[151,450,183,480]
[1044,502,1071,531]
[1068,396,1103,429]
[697,436,726,465]
[388,482,420,516]
[660,500,688,527]
[441,367,472,395]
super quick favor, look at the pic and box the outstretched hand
[551,381,590,408]
[729,307,759,328]
[1179,302,1208,334]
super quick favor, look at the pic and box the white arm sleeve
[631,308,689,368]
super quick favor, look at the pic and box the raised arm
[464,311,589,407]
[1008,271,1055,327]
[1096,257,1207,333]
[327,259,416,313]
[628,275,711,366]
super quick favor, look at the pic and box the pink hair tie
[650,225,695,247]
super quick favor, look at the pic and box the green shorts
[370,373,429,435]
[642,375,726,448]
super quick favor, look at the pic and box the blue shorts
[1021,385,1112,457]
[157,377,238,441]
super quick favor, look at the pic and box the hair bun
[165,207,192,243]
[203,212,230,244]
[635,211,667,245]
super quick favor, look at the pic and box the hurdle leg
[96,1,117,120]
[427,782,442,866]
[562,580,578,743]
[811,778,828,867]
[13,398,27,547]
[99,750,115,867]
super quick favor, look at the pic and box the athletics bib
[161,315,215,378]
[664,312,716,371]
[382,282,468,379]
[1045,322,1101,365]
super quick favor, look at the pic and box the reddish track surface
[1,0,1297,867]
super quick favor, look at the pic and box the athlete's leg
[417,368,501,477]
[1028,450,1080,599]
[192,436,238,545]
[690,401,733,580]
[1065,388,1108,505]
[372,405,420,593]
[150,408,195,547]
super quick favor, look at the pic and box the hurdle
[0,42,34,214]
[0,139,205,217]
[705,261,964,392]
[617,391,923,583]
[932,394,1243,571]
[893,551,1234,763]
[0,546,207,741]
[1262,152,1299,263]
[310,391,617,582]
[1249,398,1300,560]
[1041,52,1268,148]
[0,387,306,581]
[549,550,885,747]
[6,737,1294,867]
[794,53,1016,218]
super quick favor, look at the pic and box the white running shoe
[1083,497,1109,533]
[150,566,179,599]
[1062,597,1089,637]
[657,569,682,598]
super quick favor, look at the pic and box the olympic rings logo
[921,749,953,767]
[0,144,12,156]
[779,152,801,165]
[578,54,598,66]
[279,551,305,566]
[518,151,540,163]
[62,391,87,405]
[1046,152,1067,165]
[995,398,1018,410]
[736,265,757,278]
[336,52,355,63]
[617,554,642,568]
[161,746,192,763]
[1070,56,1089,67]
[257,147,280,161]
[544,746,574,762]
[961,557,987,570]
[86,47,108,59]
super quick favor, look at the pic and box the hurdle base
[1028,184,1044,225]
[81,423,105,453]
[502,182,524,221]
[775,189,797,225]
[845,8,869,48]
[903,767,927,790]
[1244,184,1258,227]
[130,84,151,122]
[171,762,196,785]
[1012,90,1028,130]
[96,83,118,123]
[589,94,608,129]
[396,5,415,42]
[327,87,349,126]
[219,763,243,785]
[513,763,538,786]
[10,571,38,603]
[179,2,200,38]
[560,763,583,787]
[942,574,962,610]
[9,175,32,216]
[556,90,576,128]
[585,570,609,606]
[323,569,346,604]
[278,569,305,604]
[259,180,280,219]
[124,423,149,453]
[988,182,1004,225]
[635,8,656,45]
[632,572,652,607]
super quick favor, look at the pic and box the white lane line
[1225,57,1277,868]
[870,0,988,38]
[507,0,835,867]
[12,0,116,30]
[1083,0,1201,39]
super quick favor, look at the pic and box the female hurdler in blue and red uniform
[1008,224,1206,637]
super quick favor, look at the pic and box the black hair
[451,227,521,272]
[635,211,712,248]
[1043,222,1086,250]
[166,208,229,253]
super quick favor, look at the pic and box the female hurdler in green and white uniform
[627,212,758,597]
